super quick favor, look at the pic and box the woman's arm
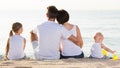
[24,38,26,50]
[101,44,115,54]
[76,26,83,48]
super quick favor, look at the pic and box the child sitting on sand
[89,32,115,59]
[4,22,26,60]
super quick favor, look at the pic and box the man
[31,6,80,60]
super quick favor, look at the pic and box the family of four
[4,6,115,60]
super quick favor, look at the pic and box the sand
[0,58,120,68]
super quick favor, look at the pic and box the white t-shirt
[33,21,72,60]
[90,43,104,58]
[62,25,82,56]
[8,35,25,60]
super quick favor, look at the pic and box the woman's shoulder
[69,23,79,29]
[68,23,74,26]
[73,24,80,31]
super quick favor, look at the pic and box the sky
[0,0,120,11]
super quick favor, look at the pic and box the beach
[0,10,120,68]
[0,0,120,68]
[0,10,120,58]
[0,58,120,68]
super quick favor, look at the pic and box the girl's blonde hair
[94,32,103,40]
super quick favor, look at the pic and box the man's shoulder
[36,21,48,27]
[36,21,65,30]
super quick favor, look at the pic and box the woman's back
[8,35,24,60]
[62,24,82,56]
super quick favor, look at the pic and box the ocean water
[0,10,120,59]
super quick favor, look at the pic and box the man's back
[35,21,71,60]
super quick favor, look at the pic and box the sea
[0,10,120,59]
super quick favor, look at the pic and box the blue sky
[0,0,120,11]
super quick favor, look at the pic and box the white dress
[8,35,25,60]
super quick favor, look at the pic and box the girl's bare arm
[4,38,10,59]
[24,38,26,50]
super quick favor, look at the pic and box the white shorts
[31,41,38,49]
[31,41,40,59]
[31,41,59,60]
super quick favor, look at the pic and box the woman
[57,9,84,59]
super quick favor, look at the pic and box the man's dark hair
[57,9,69,25]
[47,6,58,19]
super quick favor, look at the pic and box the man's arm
[68,26,83,48]
[61,26,83,47]
[30,31,38,42]
[68,35,82,47]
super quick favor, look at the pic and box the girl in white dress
[5,22,26,60]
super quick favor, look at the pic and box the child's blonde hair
[94,32,104,40]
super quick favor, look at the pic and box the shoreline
[0,58,120,68]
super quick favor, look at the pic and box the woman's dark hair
[9,22,22,37]
[57,9,69,25]
[47,6,58,18]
